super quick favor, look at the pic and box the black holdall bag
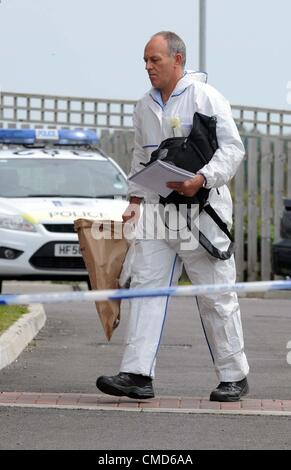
[145,112,235,260]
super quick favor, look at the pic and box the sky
[0,0,290,110]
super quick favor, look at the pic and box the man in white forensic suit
[97,31,249,402]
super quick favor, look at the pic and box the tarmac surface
[0,281,291,450]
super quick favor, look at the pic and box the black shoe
[96,372,155,400]
[210,377,249,402]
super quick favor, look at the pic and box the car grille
[43,224,76,233]
[29,242,85,270]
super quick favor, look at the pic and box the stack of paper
[128,160,195,197]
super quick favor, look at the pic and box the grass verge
[0,305,28,335]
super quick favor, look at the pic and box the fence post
[100,129,111,155]
[247,137,259,281]
[287,142,291,199]
[234,156,245,281]
[124,130,135,174]
[260,138,272,280]
[273,139,286,243]
[112,130,127,173]
[0,90,3,123]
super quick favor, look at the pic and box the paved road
[0,281,291,450]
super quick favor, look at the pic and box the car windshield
[0,157,128,198]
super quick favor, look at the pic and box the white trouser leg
[177,243,249,382]
[120,239,182,378]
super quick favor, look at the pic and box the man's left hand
[167,174,205,197]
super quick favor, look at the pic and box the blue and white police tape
[0,280,291,306]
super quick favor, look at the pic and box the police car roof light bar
[0,129,98,145]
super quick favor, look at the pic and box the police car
[0,129,128,291]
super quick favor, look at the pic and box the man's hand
[166,174,205,197]
[122,197,142,223]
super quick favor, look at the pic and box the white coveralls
[120,72,249,382]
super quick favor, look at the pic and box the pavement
[0,304,46,370]
[0,281,291,449]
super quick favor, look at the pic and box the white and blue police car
[0,129,128,291]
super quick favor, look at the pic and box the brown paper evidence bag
[74,219,130,341]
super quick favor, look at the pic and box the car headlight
[0,214,37,232]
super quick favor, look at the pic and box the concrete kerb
[0,304,46,370]
[238,290,291,299]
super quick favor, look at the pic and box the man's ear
[174,53,183,67]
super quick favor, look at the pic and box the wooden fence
[232,136,291,281]
[1,91,291,280]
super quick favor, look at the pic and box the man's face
[144,36,179,91]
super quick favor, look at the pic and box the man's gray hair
[152,31,186,67]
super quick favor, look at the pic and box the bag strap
[203,204,234,242]
[188,204,235,260]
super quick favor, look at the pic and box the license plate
[54,244,81,257]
